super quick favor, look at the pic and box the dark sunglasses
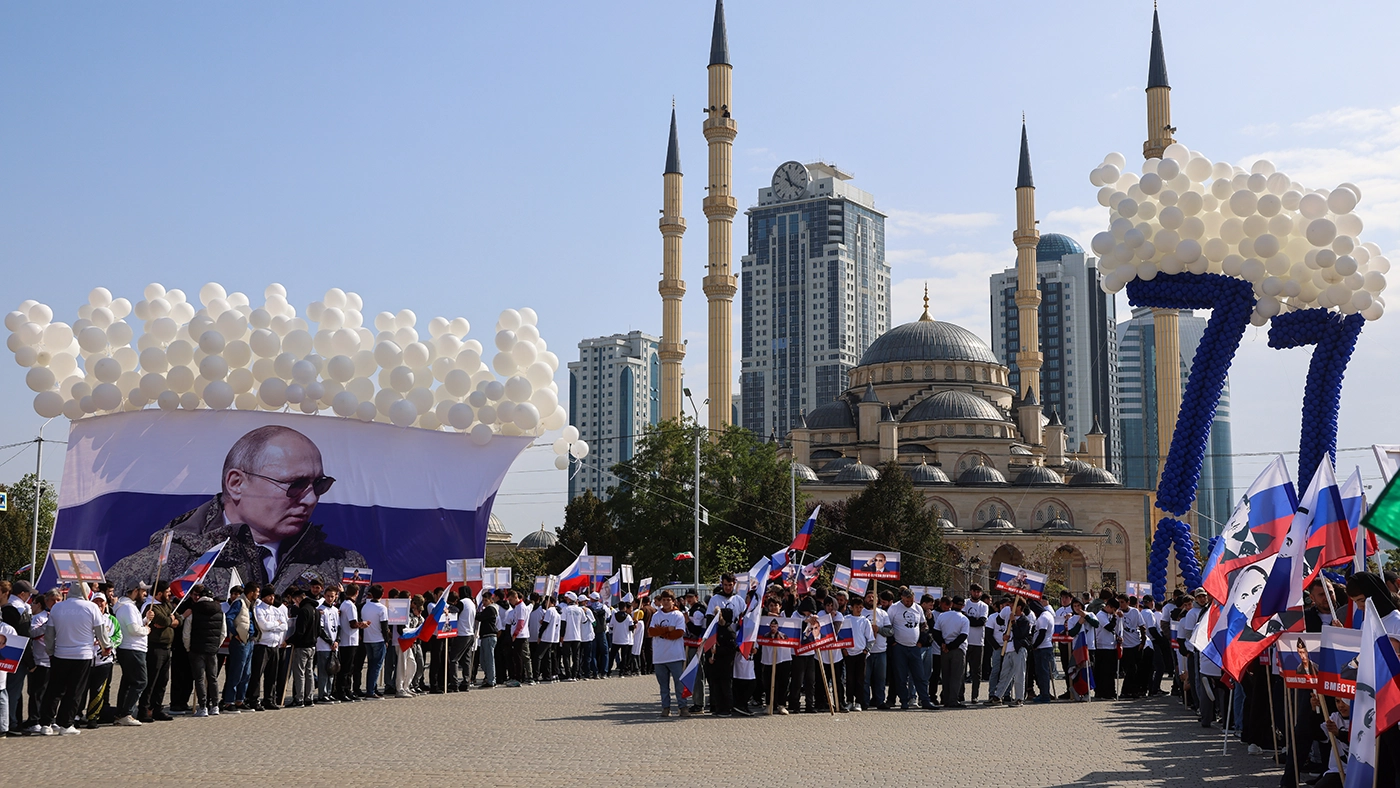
[243,470,335,499]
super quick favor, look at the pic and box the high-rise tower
[659,107,686,422]
[703,0,737,431]
[1144,8,1183,514]
[1012,120,1043,438]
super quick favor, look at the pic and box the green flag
[1362,471,1400,544]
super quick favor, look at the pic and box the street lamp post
[684,388,702,597]
[30,419,53,586]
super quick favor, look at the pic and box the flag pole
[818,645,836,716]
[1222,685,1231,754]
[766,644,778,715]
[1312,687,1345,782]
[1266,647,1280,765]
[1288,687,1299,787]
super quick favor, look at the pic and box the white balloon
[353,401,376,421]
[389,398,418,427]
[259,378,288,408]
[1299,192,1328,219]
[569,441,590,459]
[554,455,570,471]
[26,366,56,392]
[330,391,358,417]
[492,352,518,376]
[92,382,122,411]
[157,390,180,411]
[374,341,402,369]
[204,380,235,409]
[563,425,580,443]
[93,357,122,383]
[1306,219,1338,247]
[285,384,305,405]
[448,402,475,430]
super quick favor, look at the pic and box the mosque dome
[1037,233,1085,262]
[957,463,1008,486]
[1063,458,1094,475]
[1042,517,1078,533]
[806,399,856,430]
[858,319,999,366]
[1013,465,1065,486]
[980,517,1016,532]
[834,460,880,484]
[486,512,511,544]
[792,463,819,482]
[518,525,558,550]
[909,461,952,485]
[1067,466,1121,487]
[902,390,1007,423]
[819,456,856,477]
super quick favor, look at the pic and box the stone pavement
[10,676,1284,788]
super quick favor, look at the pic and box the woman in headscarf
[1346,572,1400,787]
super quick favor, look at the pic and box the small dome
[819,456,856,477]
[518,526,558,550]
[792,462,819,482]
[909,461,952,485]
[1068,466,1121,487]
[902,390,1007,423]
[1041,517,1077,533]
[1013,465,1064,486]
[859,320,1000,366]
[486,512,511,544]
[980,517,1016,532]
[806,399,855,430]
[1036,233,1084,262]
[1063,458,1094,475]
[1010,444,1034,456]
[835,460,880,484]
[957,463,1008,486]
[937,517,958,533]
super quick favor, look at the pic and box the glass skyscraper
[990,234,1123,477]
[1116,308,1234,538]
[740,161,889,438]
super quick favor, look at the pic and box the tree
[713,535,749,578]
[499,548,548,596]
[834,461,948,586]
[603,419,805,586]
[0,473,57,581]
[547,489,617,576]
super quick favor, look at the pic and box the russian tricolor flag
[1070,629,1094,696]
[1342,468,1378,573]
[557,545,590,595]
[1259,458,1348,621]
[1344,598,1400,788]
[698,612,720,653]
[1202,456,1297,603]
[790,505,820,553]
[417,584,454,643]
[679,654,702,699]
[170,539,229,599]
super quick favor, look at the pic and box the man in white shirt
[504,590,531,687]
[1118,595,1146,698]
[449,593,476,692]
[37,589,111,734]
[560,594,586,681]
[935,596,970,708]
[313,586,341,704]
[359,586,389,698]
[963,585,989,703]
[250,585,288,709]
[335,583,367,701]
[608,599,636,678]
[863,591,893,709]
[648,591,688,717]
[113,582,155,726]
[985,598,1012,703]
[1030,601,1056,703]
[538,597,562,681]
[759,598,792,715]
[1093,598,1122,700]
[843,597,874,711]
[887,588,935,710]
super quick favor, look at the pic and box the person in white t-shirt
[335,584,367,702]
[313,586,341,704]
[934,596,970,708]
[250,585,289,708]
[609,599,637,677]
[887,588,935,710]
[560,593,587,681]
[449,594,477,693]
[1118,595,1146,699]
[1029,600,1056,703]
[962,585,989,703]
[526,594,546,684]
[538,597,562,682]
[359,585,389,699]
[843,597,875,711]
[863,591,893,709]
[758,598,791,715]
[648,591,688,717]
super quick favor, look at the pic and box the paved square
[9,676,1285,787]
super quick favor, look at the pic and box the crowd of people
[5,568,1399,787]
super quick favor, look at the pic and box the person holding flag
[1345,572,1400,785]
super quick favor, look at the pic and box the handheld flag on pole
[0,635,29,672]
[637,578,652,599]
[607,572,621,602]
[795,553,830,596]
[790,505,820,552]
[679,654,702,699]
[1259,458,1349,620]
[169,539,229,602]
[698,612,720,653]
[1342,598,1400,788]
[557,545,591,595]
[1341,468,1376,573]
[1069,628,1094,697]
[417,583,455,643]
[1201,455,1298,603]
[157,531,174,567]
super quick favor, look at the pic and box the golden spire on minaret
[702,0,737,431]
[919,283,933,322]
[659,103,686,422]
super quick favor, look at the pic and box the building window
[903,366,913,381]
[884,369,892,382]
[945,366,953,380]
[964,367,973,381]
[980,368,988,382]
[924,365,933,379]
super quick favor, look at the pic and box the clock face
[771,161,809,201]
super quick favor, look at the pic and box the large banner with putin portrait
[38,409,528,595]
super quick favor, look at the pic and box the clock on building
[771,161,809,201]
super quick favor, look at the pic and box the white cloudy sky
[2,2,1398,538]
